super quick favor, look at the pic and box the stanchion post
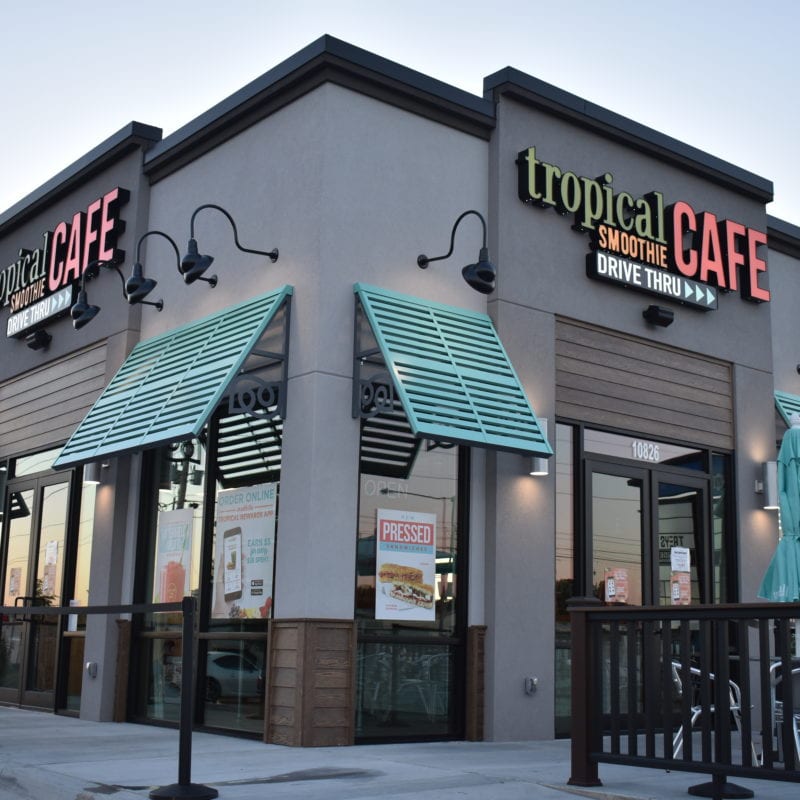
[149,596,218,800]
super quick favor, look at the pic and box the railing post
[568,597,602,787]
[149,596,218,800]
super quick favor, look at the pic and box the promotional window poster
[604,567,629,604]
[212,483,277,619]
[153,508,194,603]
[670,546,692,605]
[375,509,436,621]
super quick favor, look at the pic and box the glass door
[0,474,70,708]
[587,465,646,604]
[587,464,709,606]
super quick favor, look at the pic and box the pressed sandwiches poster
[212,483,277,619]
[375,509,436,621]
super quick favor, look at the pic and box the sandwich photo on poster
[153,508,194,603]
[212,483,277,619]
[375,509,436,621]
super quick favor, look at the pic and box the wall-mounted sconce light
[417,210,496,294]
[83,462,107,485]
[180,203,279,285]
[756,461,779,510]
[25,329,52,350]
[70,255,164,330]
[529,419,549,476]
[642,304,674,327]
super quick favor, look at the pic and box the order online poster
[375,509,436,621]
[153,508,194,603]
[212,483,277,619]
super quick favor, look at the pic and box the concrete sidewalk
[0,707,792,800]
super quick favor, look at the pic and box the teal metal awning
[53,285,293,469]
[775,390,800,427]
[353,283,551,457]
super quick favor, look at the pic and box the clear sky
[2,1,798,223]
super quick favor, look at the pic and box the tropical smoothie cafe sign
[2,187,129,338]
[517,147,769,310]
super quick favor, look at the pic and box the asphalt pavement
[0,706,793,800]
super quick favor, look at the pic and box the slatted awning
[353,283,551,458]
[53,286,293,469]
[775,390,800,427]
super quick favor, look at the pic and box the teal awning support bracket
[226,292,292,421]
[353,283,552,458]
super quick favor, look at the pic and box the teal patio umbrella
[759,420,800,655]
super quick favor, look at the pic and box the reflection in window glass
[592,473,643,605]
[712,453,729,603]
[554,423,574,737]
[73,484,96,608]
[202,640,266,734]
[13,448,63,478]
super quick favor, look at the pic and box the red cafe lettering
[666,200,769,302]
[47,188,129,292]
[0,188,129,312]
[517,147,770,303]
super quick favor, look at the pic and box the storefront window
[63,482,95,711]
[133,406,279,735]
[0,451,85,712]
[355,442,464,741]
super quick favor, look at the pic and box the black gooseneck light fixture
[180,203,279,285]
[70,261,103,329]
[70,254,164,330]
[417,209,496,295]
[129,230,182,298]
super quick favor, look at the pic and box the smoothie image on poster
[223,527,243,602]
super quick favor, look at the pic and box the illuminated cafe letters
[47,187,129,293]
[517,147,769,305]
[2,188,129,337]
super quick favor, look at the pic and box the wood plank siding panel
[0,343,107,458]
[266,619,356,747]
[555,319,733,450]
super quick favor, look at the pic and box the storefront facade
[0,36,798,746]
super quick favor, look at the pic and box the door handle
[14,596,35,606]
[13,596,35,621]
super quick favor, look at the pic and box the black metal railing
[569,600,800,800]
[0,596,218,800]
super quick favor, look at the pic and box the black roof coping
[485,67,774,204]
[145,35,496,180]
[0,122,162,235]
[767,215,800,258]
